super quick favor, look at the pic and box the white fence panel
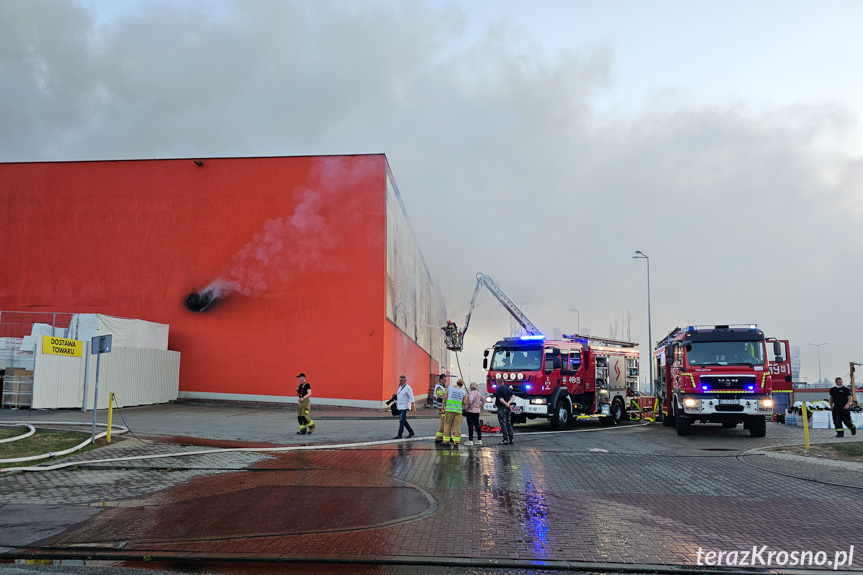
[32,337,86,409]
[82,348,181,410]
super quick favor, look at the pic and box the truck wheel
[721,421,737,428]
[611,399,625,425]
[661,404,675,427]
[550,400,570,431]
[663,401,678,428]
[676,414,692,436]
[749,416,766,437]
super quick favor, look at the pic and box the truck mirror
[483,358,488,370]
[483,349,489,358]
[773,340,783,356]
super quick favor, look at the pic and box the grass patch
[830,442,863,458]
[0,427,22,440]
[0,426,113,468]
[773,441,863,461]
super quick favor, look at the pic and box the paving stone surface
[1,405,861,571]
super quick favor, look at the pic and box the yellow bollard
[107,392,114,443]
[802,402,810,453]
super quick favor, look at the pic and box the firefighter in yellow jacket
[433,374,448,444]
[442,379,467,449]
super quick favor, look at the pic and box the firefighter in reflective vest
[443,379,467,449]
[434,374,448,444]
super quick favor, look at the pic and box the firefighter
[296,373,315,435]
[829,377,857,438]
[442,379,467,449]
[433,374,448,444]
[443,321,460,349]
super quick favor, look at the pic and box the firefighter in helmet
[444,321,460,350]
[434,374,448,444]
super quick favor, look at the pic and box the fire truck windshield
[490,348,543,370]
[687,341,765,366]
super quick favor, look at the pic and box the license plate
[512,406,522,414]
[718,399,739,405]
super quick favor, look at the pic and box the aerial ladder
[443,273,542,352]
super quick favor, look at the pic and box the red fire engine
[482,334,641,428]
[656,325,780,437]
[444,273,644,429]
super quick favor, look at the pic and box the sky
[1,0,861,386]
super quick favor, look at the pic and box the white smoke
[199,157,373,300]
[205,189,337,298]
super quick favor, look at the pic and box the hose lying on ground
[0,423,36,443]
[0,421,128,465]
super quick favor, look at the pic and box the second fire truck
[444,273,643,429]
[656,324,780,437]
[482,334,641,428]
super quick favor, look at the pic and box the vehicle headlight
[517,373,524,380]
[496,373,502,379]
[760,398,774,408]
[683,398,701,409]
[530,398,546,405]
[485,396,494,403]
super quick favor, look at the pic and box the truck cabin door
[767,339,792,392]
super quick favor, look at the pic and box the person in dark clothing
[829,377,857,438]
[295,373,315,435]
[495,382,515,445]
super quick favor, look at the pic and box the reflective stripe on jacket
[445,386,466,412]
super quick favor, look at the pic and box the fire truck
[482,334,641,428]
[444,273,642,429]
[656,325,780,437]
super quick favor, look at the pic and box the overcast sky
[2,0,861,385]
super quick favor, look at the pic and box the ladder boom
[444,273,543,352]
[475,274,542,336]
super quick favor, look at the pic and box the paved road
[1,404,862,573]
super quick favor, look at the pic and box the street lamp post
[633,251,653,395]
[807,342,828,385]
[569,307,580,334]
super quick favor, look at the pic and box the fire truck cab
[657,325,778,437]
[483,334,640,429]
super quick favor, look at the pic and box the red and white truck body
[482,334,640,429]
[656,325,777,436]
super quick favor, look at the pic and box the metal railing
[0,310,74,339]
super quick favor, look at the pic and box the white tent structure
[22,315,180,410]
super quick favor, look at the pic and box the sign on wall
[41,336,83,357]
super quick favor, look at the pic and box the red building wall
[0,154,440,406]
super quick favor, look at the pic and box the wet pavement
[1,403,862,572]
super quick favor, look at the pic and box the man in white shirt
[394,375,416,439]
